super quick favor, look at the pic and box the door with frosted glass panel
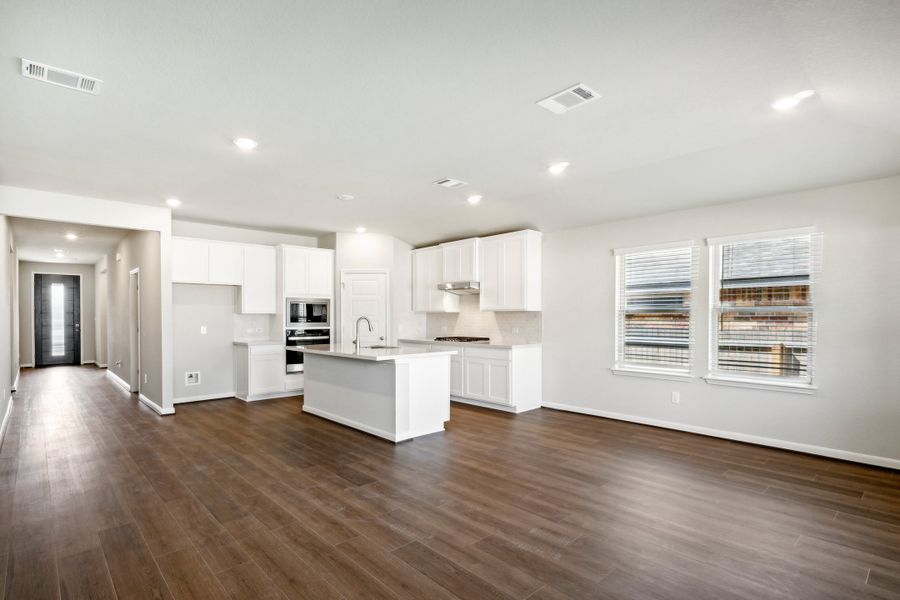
[34,274,81,366]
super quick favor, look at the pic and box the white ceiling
[11,217,128,264]
[1,0,898,246]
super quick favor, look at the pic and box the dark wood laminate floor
[2,366,899,600]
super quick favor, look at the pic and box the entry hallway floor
[2,366,900,599]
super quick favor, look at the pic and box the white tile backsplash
[425,295,542,341]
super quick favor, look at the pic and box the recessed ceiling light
[467,195,482,205]
[166,197,182,207]
[772,90,815,111]
[65,232,78,241]
[336,194,355,202]
[233,137,259,151]
[548,161,570,175]
[355,226,367,234]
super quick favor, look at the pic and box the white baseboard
[96,363,108,368]
[19,363,33,368]
[0,396,12,451]
[139,393,175,416]
[542,402,900,470]
[11,371,18,392]
[174,392,235,404]
[451,396,537,414]
[237,391,299,402]
[106,369,132,393]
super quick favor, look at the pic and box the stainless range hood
[437,281,480,295]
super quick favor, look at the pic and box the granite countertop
[233,339,284,346]
[398,337,542,349]
[301,343,458,362]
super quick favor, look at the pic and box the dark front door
[34,274,81,366]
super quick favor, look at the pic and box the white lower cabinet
[406,341,541,412]
[234,343,289,401]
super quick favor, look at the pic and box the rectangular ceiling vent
[20,58,103,95]
[433,178,468,189]
[537,83,599,114]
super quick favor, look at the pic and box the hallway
[2,366,900,599]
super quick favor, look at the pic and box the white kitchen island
[299,344,457,442]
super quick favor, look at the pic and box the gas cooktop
[433,336,490,343]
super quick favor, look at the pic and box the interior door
[340,272,387,346]
[34,274,81,366]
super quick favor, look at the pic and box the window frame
[705,227,819,394]
[612,240,698,380]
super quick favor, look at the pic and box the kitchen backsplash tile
[425,295,542,341]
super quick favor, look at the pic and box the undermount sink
[365,345,400,349]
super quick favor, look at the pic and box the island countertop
[300,343,457,361]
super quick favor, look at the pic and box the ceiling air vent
[433,178,467,189]
[536,83,599,114]
[20,58,103,95]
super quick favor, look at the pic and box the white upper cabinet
[240,244,277,313]
[441,238,480,282]
[207,242,243,285]
[412,246,459,313]
[282,246,334,298]
[479,230,542,311]
[172,238,209,284]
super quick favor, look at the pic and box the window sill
[703,374,816,394]
[611,367,694,382]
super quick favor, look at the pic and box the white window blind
[710,232,820,384]
[615,245,697,373]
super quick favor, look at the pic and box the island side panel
[395,354,451,440]
[302,353,399,441]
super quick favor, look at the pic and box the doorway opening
[129,268,141,393]
[33,273,81,366]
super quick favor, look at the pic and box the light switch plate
[200,326,207,335]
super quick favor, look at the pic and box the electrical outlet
[511,327,520,334]
[200,325,207,335]
[671,391,680,404]
[143,373,148,384]
[255,327,263,333]
[185,372,201,386]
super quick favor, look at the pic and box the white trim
[11,371,18,392]
[612,239,697,256]
[703,374,816,394]
[705,226,816,246]
[173,392,235,404]
[236,391,298,402]
[96,363,108,368]
[541,402,900,470]
[139,393,174,415]
[0,397,12,450]
[129,267,141,395]
[611,366,694,382]
[106,368,132,392]
[18,363,34,368]
[450,396,536,414]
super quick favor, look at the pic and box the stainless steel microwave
[286,298,330,327]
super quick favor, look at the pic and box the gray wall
[543,175,900,466]
[107,230,163,405]
[173,284,237,400]
[94,256,108,366]
[0,216,13,427]
[18,261,96,366]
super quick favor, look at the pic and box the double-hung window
[707,229,820,391]
[614,243,697,377]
